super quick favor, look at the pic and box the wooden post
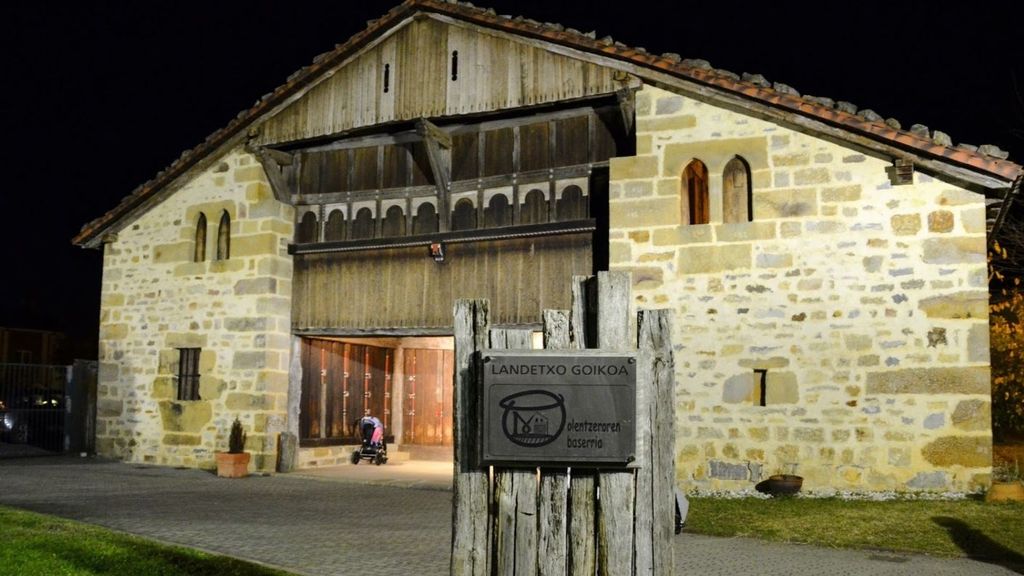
[490,329,537,576]
[639,310,676,574]
[452,299,491,576]
[538,310,571,576]
[568,276,597,576]
[595,272,635,576]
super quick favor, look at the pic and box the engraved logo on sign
[499,390,566,447]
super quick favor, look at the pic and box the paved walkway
[0,456,1018,576]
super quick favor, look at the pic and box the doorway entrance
[299,336,455,451]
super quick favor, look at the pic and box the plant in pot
[987,459,1024,503]
[215,417,250,478]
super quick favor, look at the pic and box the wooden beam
[263,147,294,166]
[254,147,296,203]
[416,118,453,149]
[616,87,637,136]
[417,118,453,230]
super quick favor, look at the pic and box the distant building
[74,0,1019,492]
[0,328,67,365]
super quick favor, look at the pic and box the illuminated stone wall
[96,148,294,473]
[610,85,991,493]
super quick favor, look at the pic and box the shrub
[228,417,247,454]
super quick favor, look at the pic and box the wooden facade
[273,13,632,449]
[253,16,623,147]
[293,232,594,331]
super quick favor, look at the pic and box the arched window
[412,202,438,235]
[556,185,587,221]
[483,194,511,228]
[297,212,318,243]
[723,156,752,223]
[683,159,709,225]
[216,211,230,260]
[351,207,375,240]
[451,198,477,231]
[193,213,207,262]
[520,189,547,225]
[382,205,406,237]
[324,209,347,242]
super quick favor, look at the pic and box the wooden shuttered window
[683,159,709,225]
[194,213,207,262]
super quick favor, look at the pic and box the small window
[451,50,459,81]
[556,185,587,221]
[194,213,207,262]
[216,211,230,260]
[723,156,752,223]
[754,369,767,407]
[683,159,709,225]
[177,348,201,401]
[297,211,318,243]
[383,63,390,93]
[324,209,347,242]
[351,207,376,240]
[451,198,477,231]
[520,189,548,225]
[382,205,406,237]
[412,202,438,235]
[483,194,511,228]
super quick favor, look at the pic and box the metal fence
[0,363,68,453]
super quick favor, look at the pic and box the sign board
[480,350,636,466]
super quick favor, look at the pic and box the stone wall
[96,148,295,473]
[609,85,992,493]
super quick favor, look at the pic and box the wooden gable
[253,15,624,146]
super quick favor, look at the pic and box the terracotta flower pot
[215,452,251,478]
[986,482,1024,503]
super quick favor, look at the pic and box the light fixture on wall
[429,242,446,263]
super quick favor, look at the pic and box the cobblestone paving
[0,457,1017,576]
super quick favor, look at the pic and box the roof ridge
[73,0,1022,247]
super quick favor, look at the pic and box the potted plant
[987,459,1024,503]
[215,416,250,478]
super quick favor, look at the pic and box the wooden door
[402,348,454,445]
[300,339,394,444]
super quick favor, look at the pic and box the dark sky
[3,1,1023,358]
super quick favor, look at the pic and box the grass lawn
[687,496,1024,566]
[0,506,295,576]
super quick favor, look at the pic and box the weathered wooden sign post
[451,271,676,575]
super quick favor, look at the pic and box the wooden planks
[452,299,491,576]
[450,272,675,576]
[256,16,619,147]
[490,328,536,576]
[292,234,592,331]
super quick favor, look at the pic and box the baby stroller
[350,415,388,465]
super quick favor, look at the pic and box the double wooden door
[300,339,393,444]
[402,348,453,446]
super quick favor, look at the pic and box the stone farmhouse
[74,0,1021,493]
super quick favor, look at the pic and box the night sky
[3,1,1023,359]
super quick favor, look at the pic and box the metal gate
[0,362,95,455]
[0,363,66,452]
